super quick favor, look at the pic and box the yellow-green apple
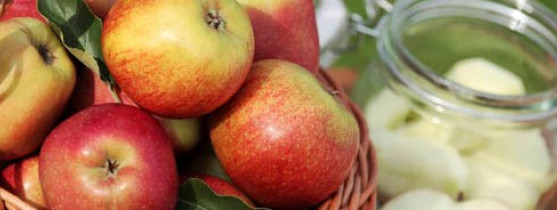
[102,0,254,118]
[66,68,202,155]
[210,59,359,208]
[181,175,254,207]
[235,0,320,73]
[83,0,116,18]
[0,155,47,209]
[39,104,178,210]
[0,18,75,160]
[0,0,45,22]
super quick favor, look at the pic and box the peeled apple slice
[372,129,468,199]
[448,129,488,154]
[476,129,553,192]
[453,199,512,210]
[381,188,454,210]
[382,188,513,210]
[396,116,454,144]
[365,89,411,131]
[464,156,540,210]
[445,57,526,96]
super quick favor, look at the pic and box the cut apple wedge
[445,57,526,96]
[396,116,454,144]
[448,129,488,154]
[365,89,412,131]
[382,188,513,210]
[476,128,553,192]
[381,188,454,210]
[372,129,468,199]
[464,155,541,210]
[454,199,512,210]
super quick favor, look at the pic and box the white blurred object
[315,0,349,67]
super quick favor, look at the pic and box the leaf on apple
[36,0,115,86]
[177,178,268,210]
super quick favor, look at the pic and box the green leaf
[37,0,114,85]
[177,178,267,210]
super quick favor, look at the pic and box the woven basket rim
[316,68,378,210]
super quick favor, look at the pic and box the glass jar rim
[378,0,557,123]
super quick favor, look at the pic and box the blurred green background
[334,0,557,71]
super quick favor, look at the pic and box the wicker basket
[0,68,378,210]
[316,69,378,210]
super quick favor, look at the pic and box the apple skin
[235,0,320,73]
[0,18,75,160]
[210,59,359,208]
[0,0,45,22]
[0,155,47,209]
[102,0,254,118]
[84,0,116,19]
[39,104,178,210]
[66,68,201,155]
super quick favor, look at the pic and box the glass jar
[359,0,557,209]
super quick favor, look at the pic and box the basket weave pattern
[316,69,378,210]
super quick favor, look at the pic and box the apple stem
[206,9,226,31]
[37,44,55,65]
[104,159,119,176]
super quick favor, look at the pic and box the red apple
[102,0,254,118]
[236,0,320,73]
[0,155,46,209]
[182,174,254,207]
[66,68,201,155]
[0,0,45,22]
[83,0,116,19]
[210,59,359,208]
[39,104,178,210]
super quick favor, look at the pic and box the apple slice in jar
[464,155,541,210]
[372,129,468,199]
[381,188,454,210]
[365,89,412,131]
[454,199,512,210]
[396,115,454,144]
[476,128,554,192]
[445,57,526,96]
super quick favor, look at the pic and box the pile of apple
[0,0,362,209]
[365,58,556,210]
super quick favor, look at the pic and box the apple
[0,0,45,22]
[235,0,320,73]
[155,116,201,156]
[0,18,75,160]
[83,0,116,19]
[102,0,254,118]
[0,155,46,209]
[66,68,201,155]
[39,104,178,210]
[181,175,254,207]
[210,59,359,208]
[65,68,133,115]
